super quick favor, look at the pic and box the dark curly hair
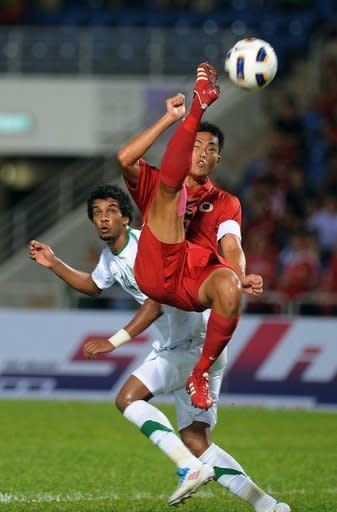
[198,121,225,153]
[87,184,134,224]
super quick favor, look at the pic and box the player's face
[190,131,221,178]
[91,198,128,241]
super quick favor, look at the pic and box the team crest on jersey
[199,202,214,212]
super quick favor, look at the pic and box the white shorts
[132,342,227,432]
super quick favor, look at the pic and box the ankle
[184,102,203,132]
[195,358,211,373]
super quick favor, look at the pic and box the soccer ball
[225,38,278,91]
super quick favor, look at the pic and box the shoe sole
[168,473,214,506]
[272,504,291,512]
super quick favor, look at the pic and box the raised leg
[147,63,219,244]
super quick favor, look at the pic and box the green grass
[0,400,336,511]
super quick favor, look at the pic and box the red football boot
[193,62,220,110]
[186,368,213,410]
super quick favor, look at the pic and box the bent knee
[115,383,153,413]
[225,272,242,303]
[115,391,134,414]
[217,271,242,314]
[180,432,209,458]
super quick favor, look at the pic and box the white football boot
[269,502,291,512]
[168,464,214,506]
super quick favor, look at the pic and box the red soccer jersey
[125,159,242,253]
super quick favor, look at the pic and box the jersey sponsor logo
[199,202,214,212]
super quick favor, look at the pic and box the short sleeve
[124,158,160,216]
[91,250,115,289]
[216,194,242,241]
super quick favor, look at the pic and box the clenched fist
[83,339,114,360]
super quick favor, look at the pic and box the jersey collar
[187,177,213,196]
[112,227,131,255]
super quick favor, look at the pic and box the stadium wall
[0,309,335,409]
[0,77,194,155]
[0,76,264,162]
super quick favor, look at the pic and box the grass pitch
[0,400,336,511]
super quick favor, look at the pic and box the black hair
[87,184,134,224]
[198,121,225,153]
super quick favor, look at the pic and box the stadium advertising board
[0,309,335,408]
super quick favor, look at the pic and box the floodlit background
[0,1,336,404]
[0,2,336,511]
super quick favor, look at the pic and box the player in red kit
[125,124,242,257]
[118,63,263,410]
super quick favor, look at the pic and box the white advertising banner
[0,308,156,399]
[0,309,336,407]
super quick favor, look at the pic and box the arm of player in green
[83,298,163,359]
[28,239,101,296]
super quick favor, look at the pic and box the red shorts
[135,224,233,312]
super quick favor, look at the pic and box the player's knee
[216,272,242,316]
[180,431,208,457]
[115,391,134,413]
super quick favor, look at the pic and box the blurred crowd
[236,51,337,312]
[0,0,332,25]
[1,0,336,315]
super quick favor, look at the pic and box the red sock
[160,95,203,189]
[196,310,239,373]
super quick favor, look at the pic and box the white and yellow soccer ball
[225,37,278,91]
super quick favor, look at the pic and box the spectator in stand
[277,229,321,299]
[321,242,337,294]
[244,230,280,314]
[243,175,284,251]
[320,147,337,196]
[0,0,25,24]
[323,102,337,147]
[274,166,313,249]
[273,94,306,162]
[245,233,278,292]
[315,56,337,118]
[284,165,312,219]
[319,242,337,314]
[307,194,337,265]
[34,0,64,12]
[238,149,286,200]
[268,123,301,168]
[243,196,280,261]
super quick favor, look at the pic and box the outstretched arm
[117,93,186,186]
[83,298,163,359]
[29,240,101,296]
[220,235,263,296]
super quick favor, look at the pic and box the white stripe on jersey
[217,220,242,242]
